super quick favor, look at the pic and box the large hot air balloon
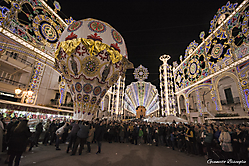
[55,18,133,120]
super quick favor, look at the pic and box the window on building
[193,117,198,123]
[55,93,60,99]
[224,88,234,104]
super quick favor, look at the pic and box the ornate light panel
[133,64,149,81]
[0,0,66,52]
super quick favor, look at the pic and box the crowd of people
[0,115,249,165]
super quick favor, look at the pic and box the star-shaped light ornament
[133,65,149,81]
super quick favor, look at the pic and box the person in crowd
[5,117,19,164]
[240,124,248,160]
[107,123,114,143]
[142,123,147,144]
[138,127,143,145]
[48,120,57,145]
[71,121,89,155]
[219,127,233,161]
[176,123,185,152]
[119,124,125,143]
[232,128,242,160]
[67,120,79,153]
[62,121,70,143]
[128,123,134,143]
[1,117,7,152]
[34,121,43,147]
[185,125,194,156]
[132,124,139,145]
[165,124,171,147]
[154,126,159,146]
[158,124,164,146]
[213,126,221,145]
[8,120,31,166]
[0,117,4,153]
[43,119,51,145]
[95,121,104,154]
[55,122,68,150]
[86,124,95,153]
[197,125,205,156]
[146,124,153,146]
[203,127,213,159]
[171,131,176,150]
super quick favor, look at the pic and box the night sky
[52,0,243,89]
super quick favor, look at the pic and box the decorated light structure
[55,18,133,120]
[109,76,125,119]
[124,65,159,116]
[159,55,175,116]
[172,1,249,122]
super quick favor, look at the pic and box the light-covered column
[159,55,175,116]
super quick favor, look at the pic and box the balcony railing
[0,77,26,88]
[221,97,240,105]
[5,51,33,67]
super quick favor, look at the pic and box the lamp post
[15,87,34,103]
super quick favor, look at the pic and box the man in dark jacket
[67,121,79,153]
[95,121,104,154]
[8,120,31,166]
[158,124,164,146]
[49,120,57,145]
[6,118,18,143]
[71,121,89,155]
[34,122,43,147]
[132,124,139,145]
[4,118,18,164]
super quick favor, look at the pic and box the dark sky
[54,0,243,89]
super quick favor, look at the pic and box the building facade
[0,0,74,118]
[171,1,249,123]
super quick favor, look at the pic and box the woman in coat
[204,128,213,159]
[8,120,31,166]
[86,124,95,153]
[219,127,233,161]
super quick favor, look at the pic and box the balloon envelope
[55,18,133,120]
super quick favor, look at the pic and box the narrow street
[1,142,210,166]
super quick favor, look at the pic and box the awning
[205,116,249,120]
[0,99,73,114]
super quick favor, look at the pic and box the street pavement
[0,142,213,166]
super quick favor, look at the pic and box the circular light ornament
[190,63,197,75]
[211,43,223,59]
[40,22,58,42]
[133,65,149,81]
[188,57,200,80]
